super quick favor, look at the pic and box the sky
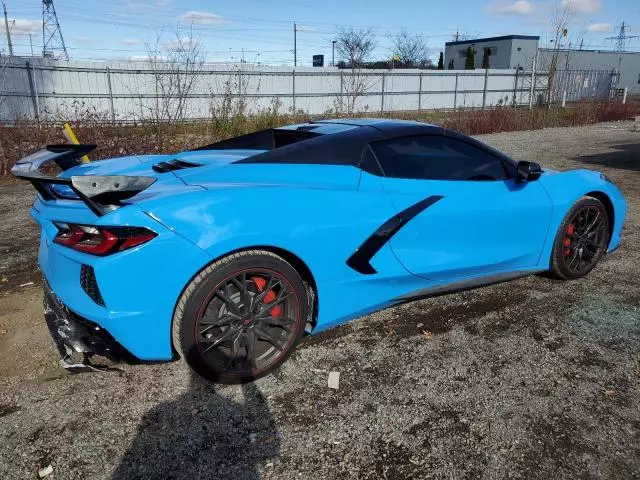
[3,0,639,65]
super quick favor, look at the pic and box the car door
[369,134,553,281]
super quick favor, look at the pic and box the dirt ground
[0,121,639,479]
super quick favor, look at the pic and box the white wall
[0,57,561,122]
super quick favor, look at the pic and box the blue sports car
[12,119,627,383]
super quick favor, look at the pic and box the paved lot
[1,121,639,479]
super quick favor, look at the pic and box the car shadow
[111,369,280,480]
[572,143,640,172]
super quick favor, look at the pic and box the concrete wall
[509,38,539,70]
[445,37,539,70]
[445,38,513,69]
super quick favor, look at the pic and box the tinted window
[371,135,508,181]
[235,125,387,166]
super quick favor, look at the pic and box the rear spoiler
[10,144,156,216]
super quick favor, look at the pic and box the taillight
[53,223,157,256]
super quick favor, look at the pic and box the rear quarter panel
[137,167,425,330]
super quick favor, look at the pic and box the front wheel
[172,250,308,383]
[549,196,610,280]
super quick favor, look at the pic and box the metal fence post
[25,61,40,122]
[106,67,116,124]
[512,68,519,107]
[339,70,344,112]
[609,69,618,100]
[418,72,423,111]
[622,87,628,104]
[529,47,538,110]
[578,70,585,100]
[32,62,40,120]
[453,73,459,110]
[292,69,296,113]
[482,68,489,109]
[380,73,385,113]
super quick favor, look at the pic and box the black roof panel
[445,35,540,46]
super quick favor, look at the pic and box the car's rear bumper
[44,280,138,364]
[32,199,214,361]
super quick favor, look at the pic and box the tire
[549,196,610,280]
[172,250,308,383]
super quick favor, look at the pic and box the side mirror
[516,161,542,182]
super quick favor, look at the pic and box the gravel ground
[1,121,639,479]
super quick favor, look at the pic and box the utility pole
[293,21,297,67]
[332,39,336,67]
[3,1,13,56]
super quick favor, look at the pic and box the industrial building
[444,35,640,94]
[537,49,640,94]
[444,35,540,70]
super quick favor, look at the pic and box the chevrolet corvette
[12,119,627,383]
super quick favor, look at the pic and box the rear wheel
[549,196,610,280]
[172,250,308,383]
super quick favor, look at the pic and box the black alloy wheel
[173,250,308,383]
[195,269,299,375]
[550,196,610,280]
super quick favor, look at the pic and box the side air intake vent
[80,265,105,306]
[152,159,202,173]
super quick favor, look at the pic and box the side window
[370,135,508,181]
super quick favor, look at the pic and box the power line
[606,22,638,52]
[11,3,486,39]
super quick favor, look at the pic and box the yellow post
[63,123,90,163]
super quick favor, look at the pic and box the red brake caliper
[564,224,575,257]
[251,277,282,318]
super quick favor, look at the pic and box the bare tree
[335,26,377,68]
[145,27,205,123]
[333,26,379,114]
[546,1,572,105]
[390,28,430,68]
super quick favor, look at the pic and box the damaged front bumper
[44,281,138,370]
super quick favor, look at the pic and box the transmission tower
[606,22,638,52]
[42,0,68,60]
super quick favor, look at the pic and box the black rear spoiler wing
[10,144,156,217]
